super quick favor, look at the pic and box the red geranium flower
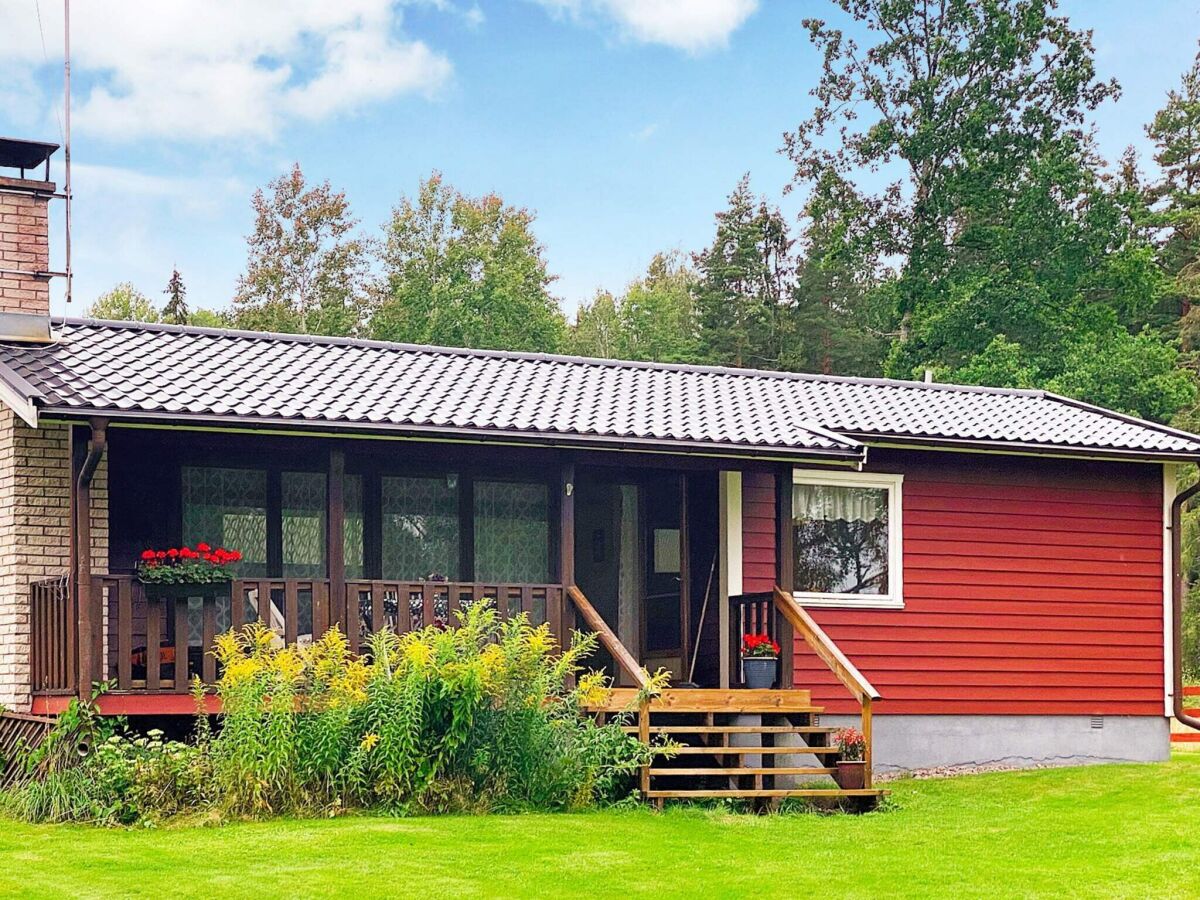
[166,548,179,558]
[155,550,167,560]
[140,549,156,561]
[196,542,211,553]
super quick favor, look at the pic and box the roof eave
[0,359,42,428]
[39,406,868,465]
[855,432,1200,464]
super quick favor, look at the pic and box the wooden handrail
[772,586,879,703]
[566,584,648,690]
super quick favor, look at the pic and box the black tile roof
[0,318,1197,462]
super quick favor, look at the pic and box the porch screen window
[474,481,549,584]
[181,466,268,577]
[792,472,902,607]
[382,475,460,581]
[282,472,326,578]
[344,474,365,581]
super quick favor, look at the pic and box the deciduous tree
[233,164,369,337]
[372,173,566,352]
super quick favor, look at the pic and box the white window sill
[793,595,905,611]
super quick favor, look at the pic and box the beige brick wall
[0,186,51,316]
[0,408,107,710]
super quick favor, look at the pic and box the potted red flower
[740,633,780,689]
[136,542,242,601]
[832,726,867,789]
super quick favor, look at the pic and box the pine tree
[1148,45,1200,322]
[162,268,189,325]
[692,175,794,370]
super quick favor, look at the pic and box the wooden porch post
[775,465,795,689]
[678,474,691,681]
[557,461,576,649]
[72,418,107,699]
[327,448,346,633]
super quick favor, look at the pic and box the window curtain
[793,483,887,525]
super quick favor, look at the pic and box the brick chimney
[0,137,59,341]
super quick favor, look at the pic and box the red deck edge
[30,694,222,716]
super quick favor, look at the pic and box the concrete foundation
[817,714,1170,773]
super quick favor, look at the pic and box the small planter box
[741,656,778,689]
[140,581,231,603]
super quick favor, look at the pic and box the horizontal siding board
[905,510,1157,536]
[903,540,1160,563]
[905,494,1161,521]
[790,449,1166,716]
[905,553,1160,576]
[907,525,1160,550]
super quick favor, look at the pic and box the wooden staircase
[589,687,884,805]
[568,584,885,808]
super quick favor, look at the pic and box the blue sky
[0,0,1197,319]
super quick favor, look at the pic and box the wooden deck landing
[590,687,821,714]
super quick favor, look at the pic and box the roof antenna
[62,0,72,308]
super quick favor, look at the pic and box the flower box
[140,581,231,603]
[136,542,241,599]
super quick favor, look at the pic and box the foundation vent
[1090,715,1104,730]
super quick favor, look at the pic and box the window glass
[793,482,890,596]
[283,472,326,578]
[181,466,268,577]
[382,475,460,581]
[474,481,549,583]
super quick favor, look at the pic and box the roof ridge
[54,316,1048,399]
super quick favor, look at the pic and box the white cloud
[0,1,453,142]
[632,122,660,141]
[531,0,758,53]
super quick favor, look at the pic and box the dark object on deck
[742,657,777,689]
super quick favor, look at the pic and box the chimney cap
[0,137,59,174]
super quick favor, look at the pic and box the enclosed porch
[26,419,881,800]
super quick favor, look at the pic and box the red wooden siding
[783,450,1166,716]
[742,471,777,594]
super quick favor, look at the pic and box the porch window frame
[346,461,560,584]
[177,460,329,578]
[790,468,904,610]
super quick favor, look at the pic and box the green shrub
[3,602,665,824]
[204,603,662,816]
[3,696,208,826]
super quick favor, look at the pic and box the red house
[0,138,1194,801]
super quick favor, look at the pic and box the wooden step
[591,687,819,714]
[624,725,835,735]
[666,745,841,755]
[647,788,885,799]
[649,766,835,777]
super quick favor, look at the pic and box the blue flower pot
[742,656,777,689]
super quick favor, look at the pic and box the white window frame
[791,468,904,610]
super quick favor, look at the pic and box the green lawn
[3,754,1198,899]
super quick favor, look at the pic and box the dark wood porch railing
[29,575,73,695]
[36,575,567,696]
[730,586,881,787]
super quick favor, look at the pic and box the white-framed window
[791,469,903,609]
